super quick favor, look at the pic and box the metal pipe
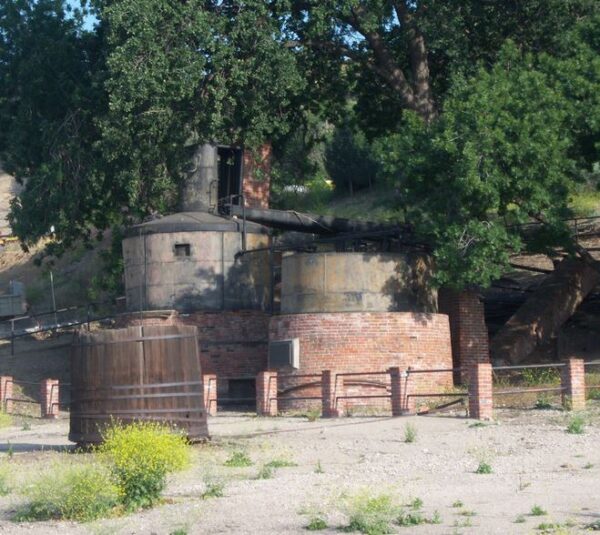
[227,205,405,235]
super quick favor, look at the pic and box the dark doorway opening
[220,378,256,411]
[217,146,243,205]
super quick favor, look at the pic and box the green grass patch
[566,415,585,435]
[15,463,118,522]
[265,459,297,469]
[452,500,464,508]
[201,475,225,499]
[306,516,328,531]
[475,461,492,474]
[342,491,401,535]
[468,422,487,428]
[530,505,548,516]
[403,423,417,443]
[256,465,274,480]
[515,514,526,523]
[224,451,253,468]
[0,411,12,429]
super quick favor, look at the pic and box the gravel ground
[0,404,599,534]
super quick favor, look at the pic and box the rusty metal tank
[123,212,271,312]
[281,251,437,314]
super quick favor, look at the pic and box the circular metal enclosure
[69,325,208,444]
[281,251,437,314]
[123,212,271,312]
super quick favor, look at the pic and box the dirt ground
[0,403,598,535]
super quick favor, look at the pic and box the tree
[375,35,600,288]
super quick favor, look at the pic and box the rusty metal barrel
[69,324,208,444]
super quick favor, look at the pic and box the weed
[99,421,191,511]
[566,415,585,434]
[265,459,297,469]
[459,510,477,517]
[530,505,548,516]
[314,460,324,474]
[588,389,600,401]
[468,422,487,428]
[20,420,31,431]
[170,529,188,535]
[306,516,328,531]
[585,519,600,530]
[305,408,321,422]
[15,463,118,521]
[515,515,526,523]
[522,368,560,387]
[6,442,13,459]
[201,476,225,499]
[256,465,274,480]
[452,500,464,508]
[224,451,253,468]
[0,412,12,429]
[453,518,473,528]
[404,423,417,443]
[475,462,492,474]
[342,491,401,535]
[409,497,423,510]
[0,464,10,496]
[397,509,442,527]
[536,522,557,531]
[584,462,594,469]
[534,395,553,410]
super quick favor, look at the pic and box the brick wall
[438,288,490,382]
[242,143,271,209]
[269,312,453,411]
[118,310,270,402]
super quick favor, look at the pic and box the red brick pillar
[439,288,490,383]
[203,374,217,416]
[0,376,13,413]
[322,370,344,418]
[389,368,416,416]
[561,358,585,411]
[468,363,493,420]
[40,379,59,419]
[256,371,278,416]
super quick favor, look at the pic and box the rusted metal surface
[281,251,437,314]
[70,325,208,444]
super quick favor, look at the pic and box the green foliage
[201,475,225,500]
[305,408,321,423]
[325,125,378,195]
[0,411,12,429]
[99,421,191,510]
[0,463,10,496]
[15,463,118,522]
[306,516,328,531]
[566,415,586,435]
[403,423,417,443]
[475,462,493,474]
[256,465,274,480]
[522,368,561,387]
[265,459,297,469]
[452,500,464,508]
[342,491,402,535]
[534,396,554,410]
[314,460,324,474]
[530,505,548,516]
[515,514,527,523]
[224,451,253,468]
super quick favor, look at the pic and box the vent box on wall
[268,339,300,369]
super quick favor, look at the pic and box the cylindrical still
[69,324,208,444]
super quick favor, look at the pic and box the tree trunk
[490,258,600,364]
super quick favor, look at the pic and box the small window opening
[174,243,191,257]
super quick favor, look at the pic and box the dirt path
[0,405,599,534]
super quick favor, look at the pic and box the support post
[256,371,278,416]
[561,358,586,411]
[322,370,343,418]
[40,378,59,419]
[468,363,493,420]
[203,374,217,417]
[0,376,13,414]
[389,367,415,416]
